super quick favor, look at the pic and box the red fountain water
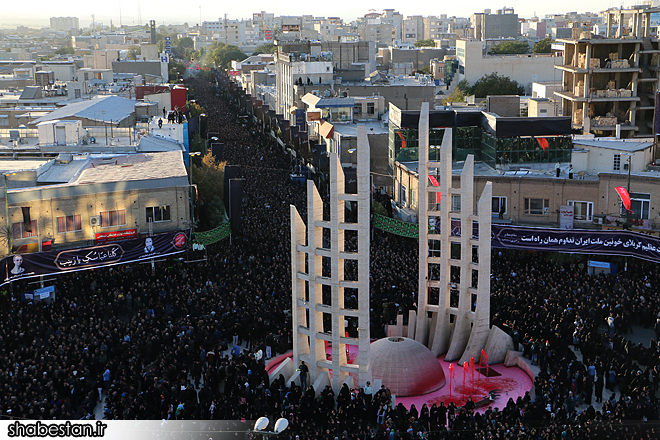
[462,361,468,392]
[448,363,455,400]
[469,357,475,392]
[480,349,489,378]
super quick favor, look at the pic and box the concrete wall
[293,84,435,114]
[457,39,560,94]
[487,95,520,117]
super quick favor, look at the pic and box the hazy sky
[1,1,638,29]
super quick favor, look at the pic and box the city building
[455,39,562,94]
[0,150,189,257]
[554,7,660,137]
[50,17,80,31]
[471,8,520,41]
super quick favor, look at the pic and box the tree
[177,37,194,51]
[533,38,552,54]
[252,43,276,55]
[415,39,435,48]
[168,59,186,83]
[127,46,141,60]
[466,72,525,98]
[55,46,74,55]
[192,152,226,228]
[441,88,466,106]
[489,41,529,55]
[207,42,247,69]
[418,65,431,75]
[456,80,471,95]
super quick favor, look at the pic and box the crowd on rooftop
[0,72,659,440]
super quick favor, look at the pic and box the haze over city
[0,0,645,28]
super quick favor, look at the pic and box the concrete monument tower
[411,102,494,365]
[290,125,372,393]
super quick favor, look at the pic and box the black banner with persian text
[1,230,189,286]
[491,225,660,263]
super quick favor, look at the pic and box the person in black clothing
[299,361,308,390]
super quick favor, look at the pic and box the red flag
[537,138,549,151]
[397,131,407,148]
[429,175,441,203]
[615,186,633,212]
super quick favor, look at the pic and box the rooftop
[75,151,187,185]
[572,138,653,152]
[333,122,389,136]
[31,95,137,125]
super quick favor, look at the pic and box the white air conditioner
[90,216,100,227]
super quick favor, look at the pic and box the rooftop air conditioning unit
[90,216,100,227]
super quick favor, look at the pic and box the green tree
[252,43,276,55]
[207,42,247,69]
[168,59,186,83]
[533,38,552,54]
[441,88,466,105]
[177,37,194,51]
[456,79,471,95]
[418,65,431,75]
[54,46,74,55]
[192,152,226,228]
[415,38,435,48]
[489,41,529,55]
[127,46,141,60]
[466,73,525,98]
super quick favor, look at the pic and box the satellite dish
[254,417,269,431]
[274,418,289,434]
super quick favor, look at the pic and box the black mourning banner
[1,230,190,286]
[22,207,31,232]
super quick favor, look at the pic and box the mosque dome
[369,337,446,397]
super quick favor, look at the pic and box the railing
[0,128,39,138]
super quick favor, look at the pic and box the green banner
[194,223,231,246]
[373,214,419,238]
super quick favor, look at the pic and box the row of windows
[398,189,651,221]
[11,206,172,239]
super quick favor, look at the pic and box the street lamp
[188,152,201,231]
[252,417,289,439]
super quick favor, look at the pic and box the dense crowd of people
[0,71,660,440]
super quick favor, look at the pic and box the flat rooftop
[333,122,389,136]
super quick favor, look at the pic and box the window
[12,221,38,239]
[411,190,417,209]
[146,205,171,223]
[400,184,407,207]
[451,194,461,212]
[568,201,593,221]
[524,198,549,215]
[353,103,361,116]
[629,192,650,220]
[367,102,375,115]
[492,197,507,216]
[57,214,82,233]
[100,209,126,227]
[613,154,621,171]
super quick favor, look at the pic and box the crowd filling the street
[1,73,660,440]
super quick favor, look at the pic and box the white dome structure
[370,337,446,397]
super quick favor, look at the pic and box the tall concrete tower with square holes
[411,102,493,365]
[290,125,372,393]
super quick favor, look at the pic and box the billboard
[1,230,189,286]
[95,229,138,244]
